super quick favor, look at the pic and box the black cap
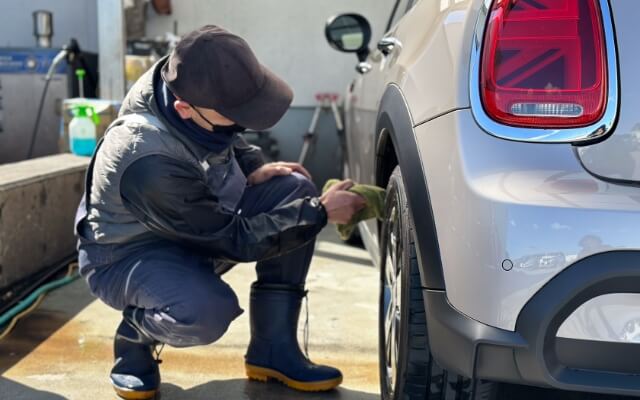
[161,25,293,130]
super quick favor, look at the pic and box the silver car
[325,0,640,398]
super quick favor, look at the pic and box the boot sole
[113,385,157,400]
[245,363,343,392]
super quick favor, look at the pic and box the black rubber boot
[110,307,161,400]
[245,283,343,392]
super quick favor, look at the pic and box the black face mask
[213,123,246,134]
[191,106,246,133]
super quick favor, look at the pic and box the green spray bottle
[69,103,99,156]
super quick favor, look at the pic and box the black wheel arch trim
[515,250,640,396]
[374,84,446,290]
[423,250,640,397]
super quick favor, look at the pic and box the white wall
[146,0,393,107]
[0,0,393,107]
[0,0,98,52]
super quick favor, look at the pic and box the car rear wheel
[379,166,500,400]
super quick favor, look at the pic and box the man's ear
[173,100,193,120]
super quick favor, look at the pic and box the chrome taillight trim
[469,0,619,144]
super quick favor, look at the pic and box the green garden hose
[0,264,78,339]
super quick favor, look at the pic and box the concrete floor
[0,229,380,400]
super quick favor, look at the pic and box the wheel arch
[375,84,446,290]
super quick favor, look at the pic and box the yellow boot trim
[113,385,157,400]
[245,363,343,392]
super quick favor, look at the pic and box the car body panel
[333,0,640,392]
[341,0,640,346]
[347,53,383,256]
[576,0,640,182]
[357,219,380,268]
[344,17,391,254]
[345,0,480,185]
[415,109,640,330]
[393,0,479,125]
[348,0,481,257]
[346,51,382,188]
[375,85,447,289]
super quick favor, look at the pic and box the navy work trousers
[84,173,318,347]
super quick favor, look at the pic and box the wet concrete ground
[0,229,380,399]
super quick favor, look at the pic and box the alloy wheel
[382,204,402,395]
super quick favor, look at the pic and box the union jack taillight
[480,0,607,128]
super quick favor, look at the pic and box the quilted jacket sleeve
[119,154,327,263]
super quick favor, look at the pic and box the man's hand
[320,179,366,224]
[247,162,312,185]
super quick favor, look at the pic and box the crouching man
[74,25,364,399]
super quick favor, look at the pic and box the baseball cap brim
[213,65,293,131]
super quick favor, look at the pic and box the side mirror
[324,13,371,62]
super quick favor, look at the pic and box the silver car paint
[348,0,481,258]
[415,109,640,331]
[384,0,479,126]
[344,0,480,185]
[577,0,640,182]
[347,0,640,336]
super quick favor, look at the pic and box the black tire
[379,166,500,400]
[344,226,364,247]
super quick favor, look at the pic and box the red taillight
[480,0,607,128]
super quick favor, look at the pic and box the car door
[348,0,416,187]
[345,0,416,246]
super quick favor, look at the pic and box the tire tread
[381,167,499,400]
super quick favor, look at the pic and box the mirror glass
[326,15,365,52]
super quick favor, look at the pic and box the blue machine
[0,48,68,164]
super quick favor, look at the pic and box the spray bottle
[69,69,100,156]
[69,104,99,156]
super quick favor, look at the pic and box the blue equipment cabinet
[0,48,69,164]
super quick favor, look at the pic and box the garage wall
[146,0,393,107]
[0,0,392,182]
[0,0,392,106]
[0,0,99,52]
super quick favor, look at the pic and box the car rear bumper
[424,250,640,397]
[414,109,640,331]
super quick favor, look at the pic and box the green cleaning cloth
[322,179,386,241]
